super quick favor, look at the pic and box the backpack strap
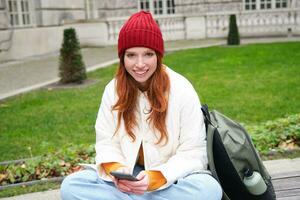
[206,116,230,200]
[201,104,210,126]
[201,104,217,129]
[206,125,219,182]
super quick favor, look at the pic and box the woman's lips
[134,69,148,76]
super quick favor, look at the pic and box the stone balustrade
[106,14,185,44]
[156,14,185,41]
[206,8,300,38]
[1,8,300,62]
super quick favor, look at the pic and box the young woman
[60,11,222,200]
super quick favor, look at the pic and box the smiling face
[124,47,158,87]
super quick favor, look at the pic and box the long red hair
[112,52,170,144]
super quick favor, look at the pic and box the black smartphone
[110,171,139,181]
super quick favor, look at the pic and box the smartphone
[110,171,139,181]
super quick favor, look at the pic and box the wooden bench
[272,171,300,200]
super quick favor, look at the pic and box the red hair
[112,52,170,144]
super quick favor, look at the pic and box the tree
[227,14,240,45]
[59,28,86,83]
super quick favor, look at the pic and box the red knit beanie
[118,11,164,57]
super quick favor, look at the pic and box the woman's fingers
[130,189,146,195]
[113,177,130,193]
[136,171,147,180]
[117,171,149,195]
[118,180,148,190]
[117,182,132,193]
[113,170,149,195]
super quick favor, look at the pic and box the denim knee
[60,170,98,200]
[181,173,222,200]
[201,174,223,200]
[60,175,75,200]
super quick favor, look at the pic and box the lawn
[0,182,60,198]
[0,42,299,162]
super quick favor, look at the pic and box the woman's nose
[136,56,145,68]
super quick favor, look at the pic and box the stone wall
[296,0,300,8]
[176,0,242,15]
[98,0,137,18]
[0,21,108,61]
[35,0,85,26]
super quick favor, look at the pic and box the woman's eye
[145,52,154,57]
[126,53,135,58]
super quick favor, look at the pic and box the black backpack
[201,105,276,200]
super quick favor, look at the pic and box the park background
[0,0,299,199]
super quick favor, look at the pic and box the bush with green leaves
[59,28,87,83]
[245,114,300,153]
[0,144,95,186]
[227,14,240,45]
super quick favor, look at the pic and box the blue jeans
[60,165,222,200]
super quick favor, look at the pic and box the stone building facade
[0,0,299,62]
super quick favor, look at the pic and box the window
[6,0,33,27]
[140,0,150,12]
[154,0,163,15]
[167,0,175,14]
[244,0,288,10]
[245,0,256,10]
[275,0,287,8]
[260,0,272,9]
[139,0,175,15]
[8,0,19,26]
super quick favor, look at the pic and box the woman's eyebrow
[144,50,155,54]
[125,49,154,54]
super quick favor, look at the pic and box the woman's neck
[136,80,150,92]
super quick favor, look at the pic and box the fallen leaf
[60,160,66,166]
[278,139,299,150]
[0,174,7,182]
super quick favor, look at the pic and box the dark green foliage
[59,28,86,83]
[227,14,240,45]
[0,144,95,186]
[245,114,300,154]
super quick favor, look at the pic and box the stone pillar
[185,15,206,39]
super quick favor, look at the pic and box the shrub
[227,14,240,45]
[245,114,300,153]
[0,144,95,186]
[59,28,87,83]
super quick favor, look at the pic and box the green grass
[0,182,60,198]
[164,42,300,122]
[0,66,117,161]
[0,42,299,162]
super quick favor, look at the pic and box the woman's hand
[111,166,130,191]
[114,170,149,195]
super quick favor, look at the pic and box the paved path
[1,37,300,101]
[1,158,300,200]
